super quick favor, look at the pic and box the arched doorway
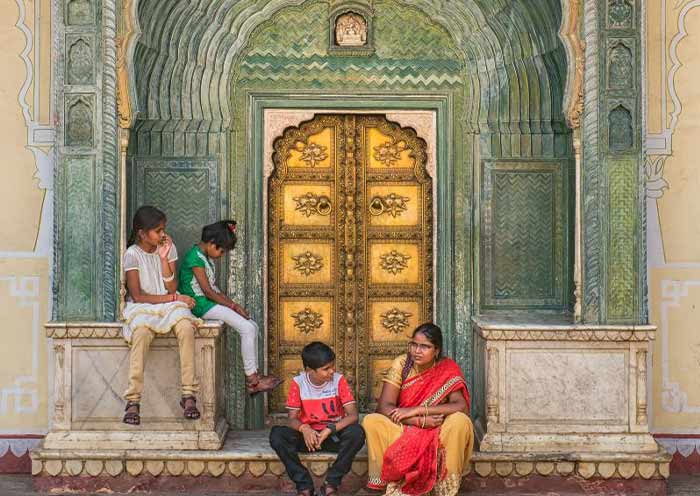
[128,0,575,427]
[267,114,433,411]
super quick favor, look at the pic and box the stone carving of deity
[335,12,367,46]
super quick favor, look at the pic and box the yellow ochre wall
[0,0,53,444]
[646,0,700,444]
[0,0,697,452]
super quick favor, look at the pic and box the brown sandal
[179,395,201,420]
[123,401,140,425]
[246,374,283,396]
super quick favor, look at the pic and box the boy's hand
[229,302,250,319]
[316,427,332,447]
[299,424,319,451]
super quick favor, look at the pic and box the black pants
[269,424,366,492]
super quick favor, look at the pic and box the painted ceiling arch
[132,0,567,132]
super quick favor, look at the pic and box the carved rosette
[293,193,333,217]
[368,193,410,217]
[373,139,408,167]
[296,141,328,167]
[291,308,324,335]
[380,250,411,275]
[292,251,324,276]
[380,308,413,335]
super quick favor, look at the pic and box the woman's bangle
[162,273,175,282]
[424,405,429,418]
[420,414,426,428]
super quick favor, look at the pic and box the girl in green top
[179,220,281,395]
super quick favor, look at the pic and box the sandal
[123,401,140,425]
[179,395,201,420]
[319,482,338,496]
[245,374,283,396]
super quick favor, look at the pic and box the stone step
[31,430,672,495]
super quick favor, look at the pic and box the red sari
[379,358,470,495]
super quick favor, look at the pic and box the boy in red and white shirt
[270,342,365,496]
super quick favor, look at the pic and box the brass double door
[268,114,433,411]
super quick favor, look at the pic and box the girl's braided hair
[401,322,444,382]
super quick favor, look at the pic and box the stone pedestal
[474,318,662,454]
[41,322,228,451]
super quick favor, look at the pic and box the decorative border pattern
[45,321,222,339]
[30,452,670,481]
[475,327,656,342]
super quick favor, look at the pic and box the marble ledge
[473,316,655,341]
[45,320,224,339]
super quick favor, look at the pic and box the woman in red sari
[362,323,474,496]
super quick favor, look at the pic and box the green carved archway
[126,0,573,428]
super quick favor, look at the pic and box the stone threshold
[32,431,671,494]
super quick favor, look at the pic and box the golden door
[268,114,433,411]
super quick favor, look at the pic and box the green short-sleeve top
[178,245,218,318]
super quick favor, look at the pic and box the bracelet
[171,293,177,302]
[425,405,429,418]
[162,273,175,282]
[420,414,426,428]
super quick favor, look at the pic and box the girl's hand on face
[157,234,173,259]
[177,294,196,309]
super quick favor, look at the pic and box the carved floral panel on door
[269,114,432,411]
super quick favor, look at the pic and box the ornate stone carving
[293,193,333,217]
[67,38,93,85]
[379,250,411,275]
[26,454,673,480]
[486,347,499,425]
[608,0,633,29]
[117,0,139,129]
[292,251,324,276]
[291,308,323,335]
[67,0,93,25]
[607,157,636,320]
[296,141,328,167]
[476,326,655,342]
[373,139,408,167]
[559,0,585,129]
[65,96,93,147]
[53,344,66,426]
[609,42,633,89]
[368,193,410,217]
[45,323,222,339]
[335,12,367,46]
[636,349,648,425]
[609,105,633,151]
[380,308,413,335]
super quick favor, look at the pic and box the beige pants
[124,320,199,402]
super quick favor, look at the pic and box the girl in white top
[121,205,201,425]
